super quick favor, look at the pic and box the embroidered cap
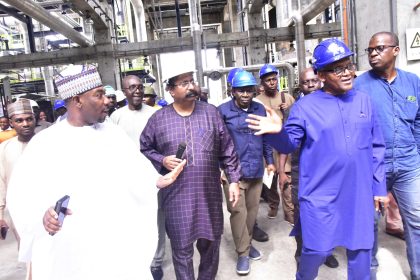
[7,99,34,117]
[55,65,103,100]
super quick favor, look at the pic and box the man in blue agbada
[246,39,389,280]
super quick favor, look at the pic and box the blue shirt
[265,89,386,251]
[218,100,274,179]
[354,69,420,173]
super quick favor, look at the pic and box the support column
[41,66,55,96]
[2,76,11,104]
[247,10,267,65]
[95,29,120,89]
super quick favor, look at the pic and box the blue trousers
[372,167,420,279]
[297,247,371,280]
[387,168,420,280]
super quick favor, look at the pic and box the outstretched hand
[246,106,282,135]
[157,159,187,189]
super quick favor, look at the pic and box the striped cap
[7,99,34,117]
[55,65,103,100]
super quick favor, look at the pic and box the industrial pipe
[203,62,295,93]
[290,13,306,74]
[188,0,204,85]
[3,0,93,47]
[287,0,336,26]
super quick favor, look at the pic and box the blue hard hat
[227,68,244,84]
[312,39,353,71]
[232,71,257,88]
[53,99,65,111]
[157,99,168,107]
[259,64,278,78]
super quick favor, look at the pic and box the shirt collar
[228,99,258,113]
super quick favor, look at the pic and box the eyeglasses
[364,45,396,54]
[235,89,256,95]
[323,63,356,76]
[301,78,320,86]
[174,80,196,88]
[123,84,144,93]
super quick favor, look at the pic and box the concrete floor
[0,199,410,280]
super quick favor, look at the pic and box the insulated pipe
[188,0,204,85]
[130,0,148,41]
[290,0,336,25]
[290,13,306,74]
[203,62,295,92]
[3,0,93,47]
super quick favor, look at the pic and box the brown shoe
[385,228,405,240]
[267,208,278,219]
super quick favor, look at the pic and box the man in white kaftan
[7,66,185,280]
[110,75,156,149]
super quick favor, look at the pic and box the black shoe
[295,255,300,270]
[324,255,339,268]
[252,224,269,242]
[151,266,163,280]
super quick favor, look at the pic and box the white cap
[115,90,125,102]
[162,68,196,84]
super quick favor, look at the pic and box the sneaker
[267,208,278,219]
[150,266,163,280]
[249,245,262,261]
[324,255,339,268]
[252,224,269,242]
[236,256,250,275]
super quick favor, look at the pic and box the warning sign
[411,32,420,48]
[406,28,420,61]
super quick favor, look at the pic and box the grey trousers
[150,191,166,268]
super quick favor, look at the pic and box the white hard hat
[115,90,125,102]
[162,68,196,84]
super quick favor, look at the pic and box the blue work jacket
[218,99,274,179]
[354,69,420,173]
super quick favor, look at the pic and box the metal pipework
[290,13,306,74]
[203,62,296,92]
[188,0,204,85]
[3,0,93,47]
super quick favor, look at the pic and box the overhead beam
[69,0,108,30]
[2,0,93,47]
[0,3,26,23]
[0,22,340,69]
[249,0,265,14]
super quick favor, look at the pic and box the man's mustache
[186,91,198,98]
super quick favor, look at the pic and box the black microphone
[175,142,187,159]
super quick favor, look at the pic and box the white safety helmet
[162,68,196,84]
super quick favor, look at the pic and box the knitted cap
[7,99,34,117]
[55,65,103,100]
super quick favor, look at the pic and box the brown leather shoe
[267,208,278,219]
[385,228,405,240]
